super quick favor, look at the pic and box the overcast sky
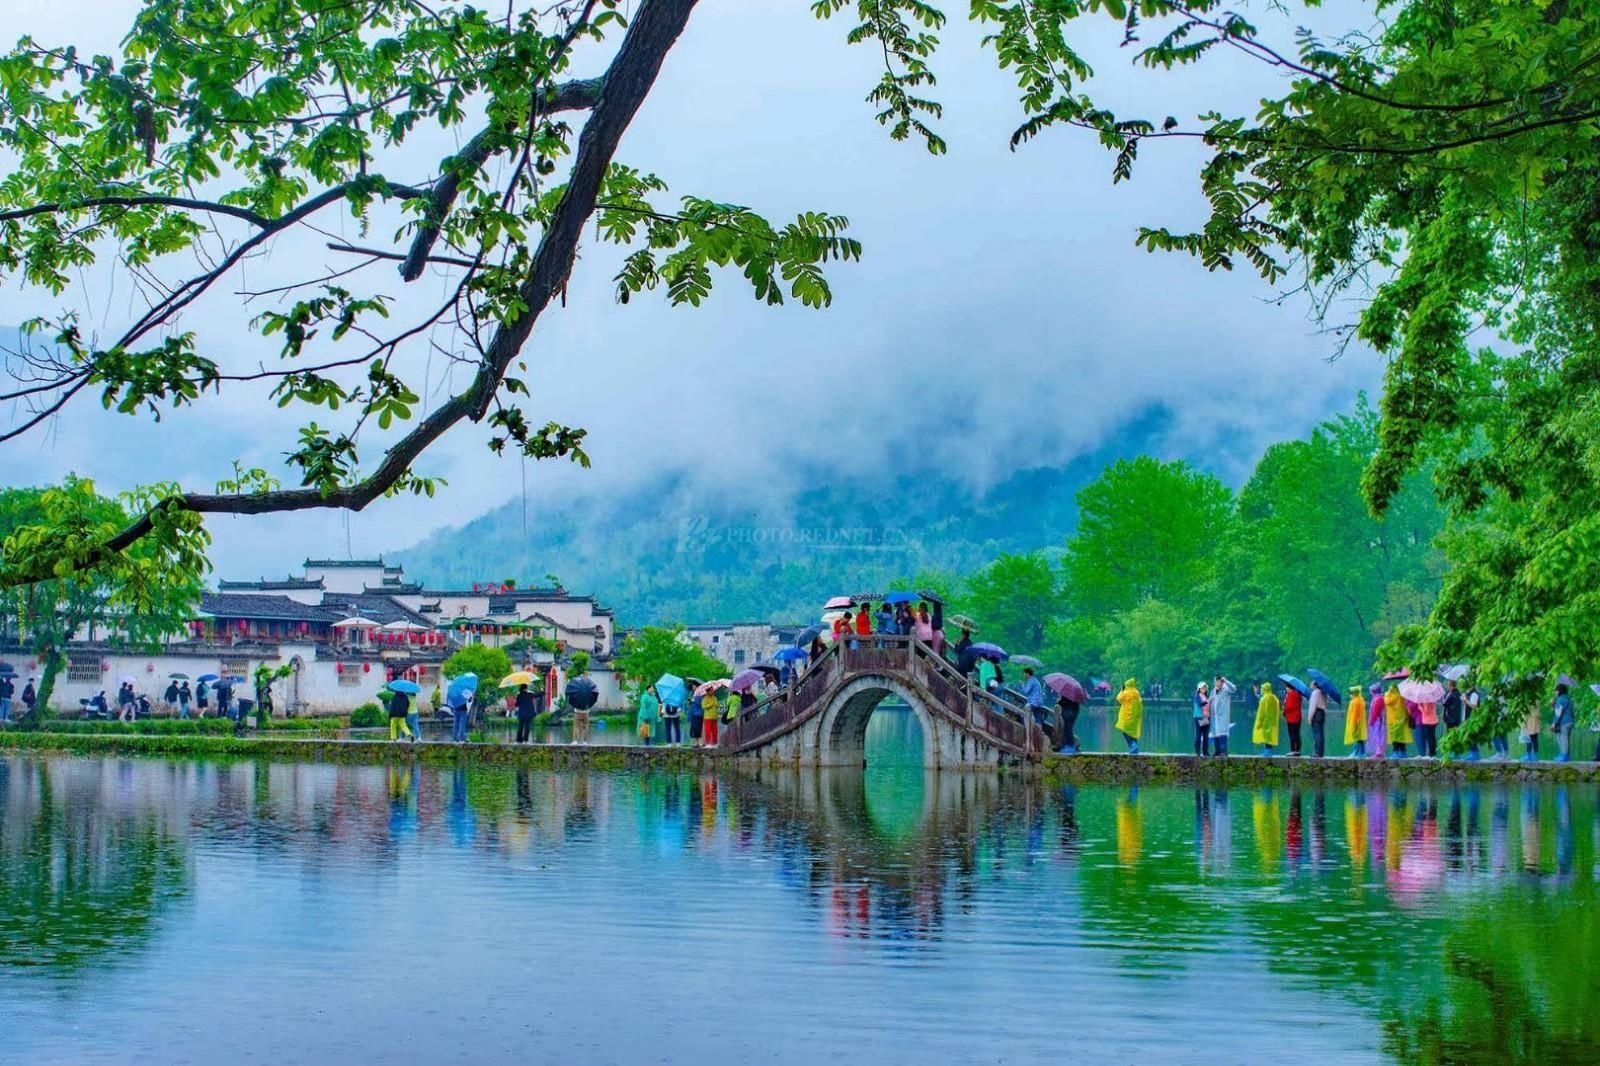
[0,0,1379,581]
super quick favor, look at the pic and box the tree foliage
[611,625,727,700]
[0,0,856,587]
[0,479,204,713]
[961,553,1057,652]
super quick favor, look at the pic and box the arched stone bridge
[722,636,1046,768]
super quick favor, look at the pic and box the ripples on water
[2,710,1597,1064]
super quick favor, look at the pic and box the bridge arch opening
[820,675,939,769]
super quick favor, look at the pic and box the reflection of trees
[0,758,189,974]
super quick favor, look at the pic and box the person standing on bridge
[914,604,933,644]
[955,627,976,676]
[1209,676,1236,756]
[1020,667,1049,733]
[977,654,998,693]
[876,602,895,646]
[1253,682,1281,755]
[1115,678,1144,754]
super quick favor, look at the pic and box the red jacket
[855,612,872,636]
[1283,688,1303,724]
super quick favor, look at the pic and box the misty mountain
[393,409,1171,625]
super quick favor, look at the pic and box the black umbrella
[565,676,599,711]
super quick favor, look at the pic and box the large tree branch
[0,3,697,590]
[0,195,271,228]
[398,75,607,282]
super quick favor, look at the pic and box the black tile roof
[319,593,433,627]
[199,593,339,624]
[305,558,386,568]
[218,577,326,591]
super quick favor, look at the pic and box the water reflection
[4,753,1600,1062]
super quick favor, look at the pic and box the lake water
[3,708,1597,1064]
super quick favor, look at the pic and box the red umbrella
[1044,673,1089,703]
[1382,669,1410,681]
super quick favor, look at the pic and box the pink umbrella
[1044,673,1089,703]
[692,678,730,698]
[729,669,765,693]
[1399,678,1445,703]
[1382,668,1410,681]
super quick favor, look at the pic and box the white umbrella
[381,619,427,632]
[332,616,379,630]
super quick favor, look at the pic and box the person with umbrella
[1306,680,1329,758]
[875,602,895,646]
[196,676,211,717]
[1343,681,1367,758]
[178,680,192,719]
[637,685,661,747]
[446,675,477,742]
[954,626,976,676]
[1018,667,1049,735]
[977,654,999,693]
[215,676,234,722]
[1115,678,1144,754]
[513,682,539,744]
[21,676,36,723]
[1044,674,1085,754]
[1253,682,1281,755]
[1210,675,1237,757]
[388,683,415,742]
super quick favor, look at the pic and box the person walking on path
[1385,685,1412,757]
[1192,682,1211,756]
[390,687,416,742]
[117,682,136,723]
[1282,685,1304,756]
[177,681,192,720]
[1253,683,1281,755]
[0,674,13,724]
[1365,683,1388,758]
[1115,678,1144,754]
[977,654,999,693]
[1210,676,1236,757]
[1553,682,1576,762]
[164,679,180,716]
[1020,667,1050,740]
[215,677,234,723]
[637,686,661,747]
[1308,683,1329,758]
[20,677,36,723]
[1344,683,1367,757]
[513,683,538,744]
[195,679,209,717]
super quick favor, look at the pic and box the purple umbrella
[1044,673,1089,703]
[969,642,1008,660]
[729,669,765,693]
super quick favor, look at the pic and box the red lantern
[237,619,248,633]
[101,660,109,672]
[363,662,371,673]
[336,663,344,674]
[300,621,310,634]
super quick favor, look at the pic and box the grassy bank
[1037,751,1600,785]
[7,717,348,736]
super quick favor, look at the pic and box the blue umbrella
[1305,669,1342,703]
[883,591,919,604]
[655,673,687,707]
[387,679,421,695]
[1277,674,1310,697]
[795,624,825,647]
[197,673,220,683]
[970,642,1009,660]
[446,674,478,706]
[773,647,808,663]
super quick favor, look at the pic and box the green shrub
[350,702,385,728]
[261,717,345,732]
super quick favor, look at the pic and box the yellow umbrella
[501,671,536,687]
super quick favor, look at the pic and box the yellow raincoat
[1253,682,1281,746]
[1344,691,1368,746]
[1384,686,1413,746]
[1114,679,1144,740]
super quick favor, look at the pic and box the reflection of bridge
[723,636,1046,768]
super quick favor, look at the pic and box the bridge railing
[724,641,840,751]
[910,639,1039,755]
